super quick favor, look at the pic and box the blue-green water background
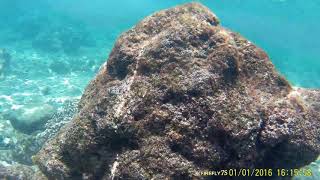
[0,0,319,178]
[39,0,320,88]
[53,0,320,88]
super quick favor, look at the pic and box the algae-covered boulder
[35,3,320,179]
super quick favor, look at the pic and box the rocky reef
[34,3,320,179]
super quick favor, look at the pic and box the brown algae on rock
[33,3,320,179]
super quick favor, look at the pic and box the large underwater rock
[34,3,320,179]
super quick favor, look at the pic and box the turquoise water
[49,0,320,88]
[0,0,319,177]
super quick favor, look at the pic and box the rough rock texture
[296,88,320,112]
[0,164,46,180]
[35,3,320,179]
[35,99,79,146]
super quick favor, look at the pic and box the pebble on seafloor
[39,86,50,96]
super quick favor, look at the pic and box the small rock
[40,86,50,96]
[49,61,70,74]
[5,104,56,134]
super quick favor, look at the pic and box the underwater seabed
[0,4,119,167]
[0,48,91,164]
[0,23,109,166]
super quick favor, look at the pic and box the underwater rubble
[28,3,320,179]
[0,12,104,171]
[0,99,78,167]
[0,1,109,178]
